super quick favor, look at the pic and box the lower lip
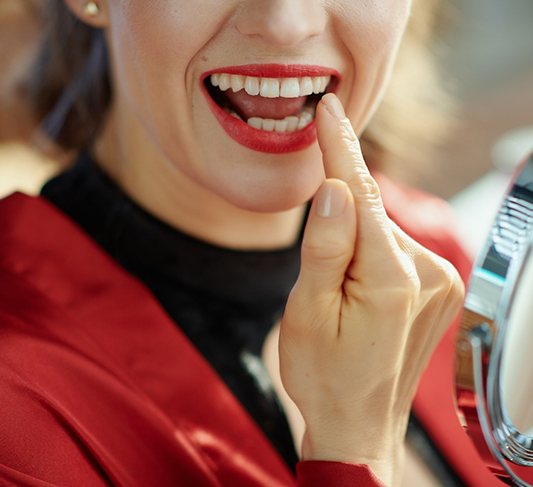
[200,83,317,154]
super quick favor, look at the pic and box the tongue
[223,90,307,120]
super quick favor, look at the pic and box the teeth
[285,116,299,131]
[212,72,327,132]
[211,73,220,87]
[299,77,314,96]
[262,119,276,131]
[245,108,316,133]
[230,75,244,92]
[280,78,301,98]
[312,77,323,94]
[297,111,314,129]
[210,73,331,98]
[274,120,289,132]
[247,117,263,129]
[244,76,260,96]
[218,73,231,91]
[320,77,329,92]
[260,78,280,98]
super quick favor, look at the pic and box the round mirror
[501,248,533,436]
[455,153,533,486]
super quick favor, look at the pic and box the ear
[62,0,109,29]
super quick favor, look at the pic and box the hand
[278,94,465,485]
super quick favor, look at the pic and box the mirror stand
[455,153,533,486]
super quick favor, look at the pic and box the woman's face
[90,0,412,212]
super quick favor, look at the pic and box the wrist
[301,420,407,486]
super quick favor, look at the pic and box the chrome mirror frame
[455,153,533,486]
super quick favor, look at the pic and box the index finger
[316,93,397,269]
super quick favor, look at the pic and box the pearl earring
[83,1,100,17]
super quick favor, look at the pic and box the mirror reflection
[501,246,533,436]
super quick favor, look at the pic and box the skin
[279,96,463,484]
[65,1,465,484]
[66,0,411,249]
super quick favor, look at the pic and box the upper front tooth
[280,78,301,98]
[260,78,280,98]
[244,76,260,96]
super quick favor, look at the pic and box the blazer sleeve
[296,461,385,487]
[0,461,385,487]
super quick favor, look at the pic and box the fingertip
[316,96,362,182]
[317,94,358,142]
[320,93,346,121]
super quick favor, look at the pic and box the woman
[0,1,493,486]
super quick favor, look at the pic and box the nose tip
[235,0,326,47]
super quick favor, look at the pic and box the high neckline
[40,148,306,309]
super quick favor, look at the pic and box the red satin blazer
[0,177,509,486]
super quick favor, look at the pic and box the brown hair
[29,0,448,183]
[29,0,110,150]
[360,0,452,183]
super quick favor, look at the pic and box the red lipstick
[200,64,340,154]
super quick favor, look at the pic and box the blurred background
[431,0,533,255]
[1,0,532,256]
[431,0,533,196]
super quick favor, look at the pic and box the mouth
[200,64,340,154]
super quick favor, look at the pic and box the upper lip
[201,63,341,81]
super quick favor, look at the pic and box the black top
[41,149,303,469]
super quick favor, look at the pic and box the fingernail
[322,94,346,121]
[315,181,347,218]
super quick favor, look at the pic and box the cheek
[111,1,228,61]
[334,0,411,52]
[105,1,232,161]
[332,0,412,131]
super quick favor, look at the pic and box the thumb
[295,178,356,302]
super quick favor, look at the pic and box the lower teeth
[225,107,315,133]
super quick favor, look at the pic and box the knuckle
[387,254,421,294]
[405,273,422,297]
[336,120,385,211]
[339,118,359,145]
[301,234,350,266]
[347,172,382,205]
[447,271,466,307]
[435,258,464,297]
[421,254,465,305]
[363,254,421,314]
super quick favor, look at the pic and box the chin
[218,169,323,213]
[211,137,326,212]
[232,190,315,213]
[170,130,325,213]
